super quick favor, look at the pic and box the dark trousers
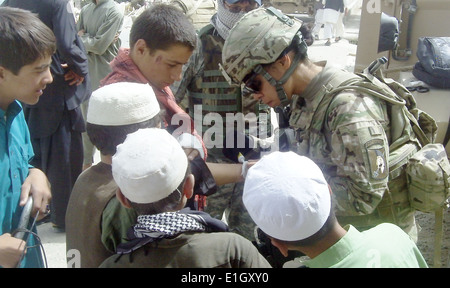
[29,108,84,228]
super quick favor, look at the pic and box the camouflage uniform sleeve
[326,91,390,217]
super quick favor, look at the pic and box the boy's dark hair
[0,7,56,75]
[86,115,162,156]
[129,4,197,52]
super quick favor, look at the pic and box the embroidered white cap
[112,128,188,204]
[87,82,160,126]
[243,151,331,241]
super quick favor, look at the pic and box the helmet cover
[221,7,303,84]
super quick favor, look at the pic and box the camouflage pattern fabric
[170,0,217,31]
[204,148,256,241]
[171,24,269,241]
[221,7,303,84]
[220,7,449,244]
[407,143,450,212]
[184,24,267,122]
[203,148,234,220]
[220,7,424,241]
[188,25,243,123]
[289,64,418,241]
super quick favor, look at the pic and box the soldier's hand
[240,159,258,181]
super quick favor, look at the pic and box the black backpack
[412,37,450,89]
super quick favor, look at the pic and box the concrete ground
[36,222,67,268]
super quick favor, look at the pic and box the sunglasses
[243,72,262,94]
[224,0,259,13]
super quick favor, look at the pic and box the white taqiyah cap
[112,128,188,204]
[87,82,160,126]
[243,151,331,241]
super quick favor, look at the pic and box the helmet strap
[253,49,303,107]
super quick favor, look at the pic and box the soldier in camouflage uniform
[221,7,419,242]
[170,0,264,240]
[170,0,217,31]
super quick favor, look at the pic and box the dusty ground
[416,208,450,268]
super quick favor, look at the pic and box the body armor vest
[189,25,271,145]
[171,0,217,31]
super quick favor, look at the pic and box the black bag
[412,37,450,89]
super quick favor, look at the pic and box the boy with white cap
[244,151,428,268]
[66,82,252,268]
[66,82,163,268]
[99,128,271,268]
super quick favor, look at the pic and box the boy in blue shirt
[0,7,54,268]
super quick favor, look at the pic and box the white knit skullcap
[112,128,188,204]
[87,82,160,126]
[243,152,331,241]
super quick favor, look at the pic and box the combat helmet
[221,7,307,106]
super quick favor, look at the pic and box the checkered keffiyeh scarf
[116,209,228,255]
[133,212,206,239]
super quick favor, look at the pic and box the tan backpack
[323,57,449,267]
[323,57,449,213]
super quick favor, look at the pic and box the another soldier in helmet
[170,0,265,240]
[221,7,418,242]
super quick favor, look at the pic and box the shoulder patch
[365,139,388,180]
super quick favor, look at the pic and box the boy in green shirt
[244,152,428,268]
